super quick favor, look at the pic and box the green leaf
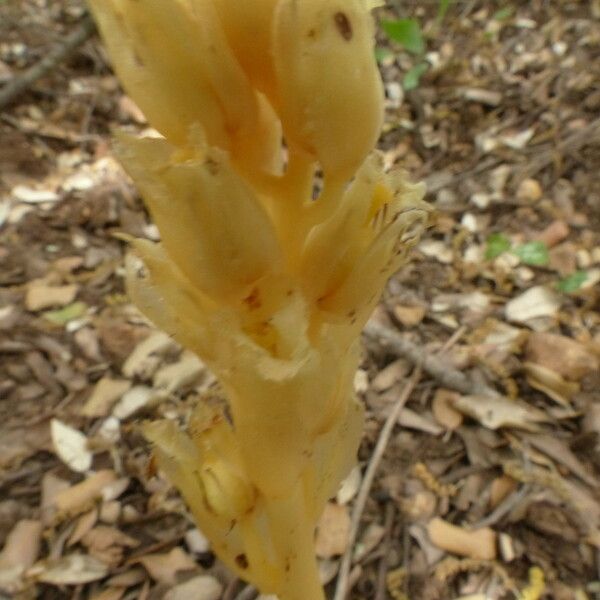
[513,241,549,266]
[43,302,88,326]
[381,19,425,55]
[437,0,452,22]
[485,233,511,260]
[493,6,514,21]
[375,47,394,63]
[556,271,588,293]
[403,62,429,91]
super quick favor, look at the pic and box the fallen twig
[363,321,492,396]
[0,14,96,110]
[333,367,422,600]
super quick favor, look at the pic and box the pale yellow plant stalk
[87,1,430,598]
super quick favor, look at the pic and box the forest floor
[0,1,599,599]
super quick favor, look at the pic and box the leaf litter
[0,1,599,599]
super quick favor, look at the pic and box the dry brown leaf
[0,520,42,575]
[523,433,597,488]
[427,517,496,560]
[516,178,543,203]
[74,327,103,362]
[336,465,362,505]
[90,587,126,600]
[51,419,93,473]
[82,378,132,418]
[534,220,569,248]
[315,502,351,559]
[398,408,443,436]
[41,473,71,525]
[121,331,176,380]
[392,304,426,327]
[432,389,464,430]
[12,185,60,204]
[68,509,98,547]
[82,526,139,566]
[371,359,410,392]
[54,470,117,517]
[106,567,147,587]
[152,352,204,393]
[163,575,223,600]
[526,333,598,382]
[30,554,109,585]
[82,526,139,551]
[25,282,79,311]
[112,386,166,420]
[489,476,518,509]
[136,547,197,585]
[524,362,579,407]
[0,421,51,470]
[451,395,550,431]
[583,404,600,436]
[505,286,561,331]
[99,501,121,525]
[318,559,339,586]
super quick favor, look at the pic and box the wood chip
[54,470,117,517]
[463,88,502,106]
[392,304,426,328]
[315,503,351,559]
[489,476,518,509]
[516,178,543,202]
[25,283,79,311]
[427,517,497,560]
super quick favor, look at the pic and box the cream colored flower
[88,1,430,598]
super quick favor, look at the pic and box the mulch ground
[1,1,599,599]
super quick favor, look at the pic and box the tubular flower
[88,1,431,598]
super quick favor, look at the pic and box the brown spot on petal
[243,287,261,311]
[334,12,353,41]
[235,553,249,569]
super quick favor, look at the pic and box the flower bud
[273,0,384,180]
[116,131,282,303]
[88,0,281,174]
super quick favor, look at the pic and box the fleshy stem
[265,487,326,600]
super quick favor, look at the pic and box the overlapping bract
[88,1,429,598]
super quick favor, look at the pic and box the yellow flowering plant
[88,1,430,598]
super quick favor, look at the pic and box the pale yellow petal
[273,0,384,180]
[116,133,282,303]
